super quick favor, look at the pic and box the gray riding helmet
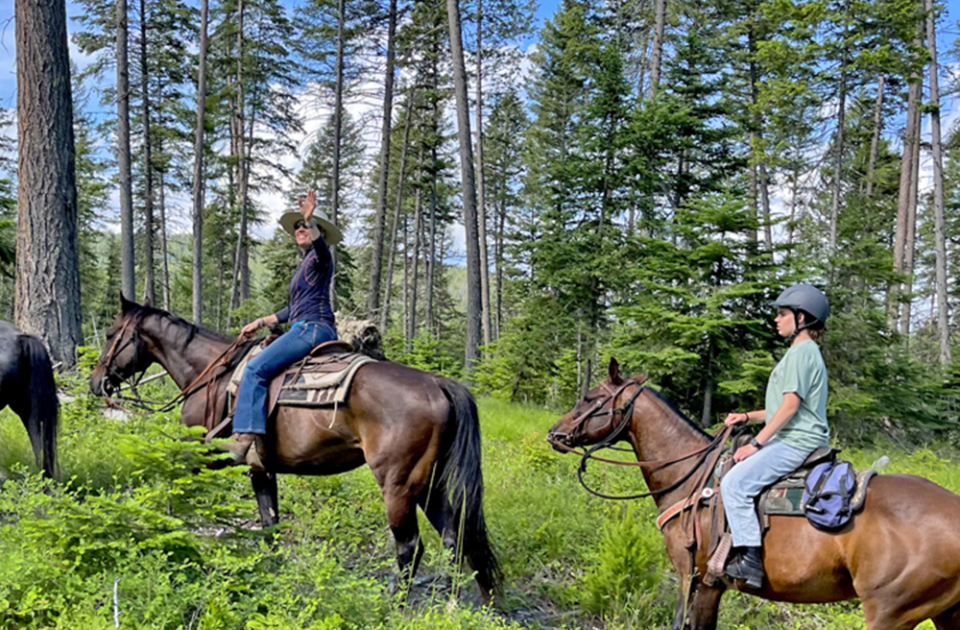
[775,284,829,325]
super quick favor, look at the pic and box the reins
[99,316,248,415]
[548,379,736,501]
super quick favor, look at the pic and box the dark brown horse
[547,358,960,630]
[0,321,58,478]
[89,297,500,598]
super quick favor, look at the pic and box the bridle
[549,377,735,501]
[97,315,246,414]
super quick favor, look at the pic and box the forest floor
[0,368,953,629]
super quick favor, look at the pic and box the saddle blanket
[656,447,877,531]
[227,341,376,410]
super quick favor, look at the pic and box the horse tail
[18,335,58,478]
[436,378,502,596]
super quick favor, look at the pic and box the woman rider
[223,190,342,467]
[720,284,831,589]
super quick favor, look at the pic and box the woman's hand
[724,412,749,427]
[240,319,262,338]
[734,443,758,463]
[299,190,317,222]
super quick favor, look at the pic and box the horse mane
[645,387,711,439]
[125,303,258,366]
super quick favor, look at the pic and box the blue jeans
[233,321,337,434]
[720,439,812,547]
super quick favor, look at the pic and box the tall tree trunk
[425,149,438,334]
[381,90,415,333]
[402,211,409,344]
[191,0,209,325]
[865,74,885,199]
[925,0,950,361]
[140,0,155,305]
[476,0,492,347]
[495,178,506,340]
[117,0,135,300]
[330,0,346,311]
[828,43,847,251]
[14,0,84,364]
[227,0,249,328]
[890,79,921,328]
[407,163,423,343]
[367,0,398,320]
[900,101,921,337]
[646,0,666,99]
[446,0,483,370]
[159,167,170,311]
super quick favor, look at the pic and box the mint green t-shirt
[765,339,830,451]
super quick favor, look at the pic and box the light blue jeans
[720,439,812,547]
[233,321,337,434]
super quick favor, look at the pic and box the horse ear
[608,357,623,385]
[120,292,135,313]
[141,294,152,308]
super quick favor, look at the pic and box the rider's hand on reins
[724,412,750,427]
[240,319,261,339]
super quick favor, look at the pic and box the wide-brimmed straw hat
[279,210,343,246]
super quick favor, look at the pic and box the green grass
[0,383,954,628]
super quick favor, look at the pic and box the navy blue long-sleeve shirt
[273,234,335,326]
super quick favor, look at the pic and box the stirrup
[725,552,764,589]
[245,439,264,470]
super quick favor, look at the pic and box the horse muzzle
[89,369,117,397]
[546,431,575,453]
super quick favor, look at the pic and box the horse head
[547,358,646,452]
[90,294,156,396]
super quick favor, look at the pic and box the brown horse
[89,296,500,598]
[547,358,960,630]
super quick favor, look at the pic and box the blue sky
[0,0,561,111]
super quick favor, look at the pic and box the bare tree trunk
[227,0,249,328]
[402,211,409,344]
[925,0,950,363]
[330,0,346,311]
[447,0,483,370]
[900,101,921,337]
[425,153,437,334]
[140,0,155,305]
[476,0,492,348]
[367,0,398,320]
[890,79,921,328]
[865,74,885,199]
[191,0,209,325]
[117,0,135,300]
[495,185,506,340]
[407,165,423,343]
[158,167,170,311]
[381,90,415,333]
[828,47,847,251]
[14,0,84,363]
[646,0,666,99]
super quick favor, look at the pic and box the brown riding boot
[221,432,262,469]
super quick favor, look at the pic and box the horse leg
[671,576,724,630]
[862,601,923,630]
[250,471,279,528]
[688,582,724,630]
[422,489,457,555]
[934,605,960,630]
[384,486,424,596]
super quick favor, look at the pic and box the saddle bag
[802,459,856,530]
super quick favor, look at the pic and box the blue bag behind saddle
[802,460,856,530]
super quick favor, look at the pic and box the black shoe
[725,546,765,589]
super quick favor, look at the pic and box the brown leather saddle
[213,339,376,439]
